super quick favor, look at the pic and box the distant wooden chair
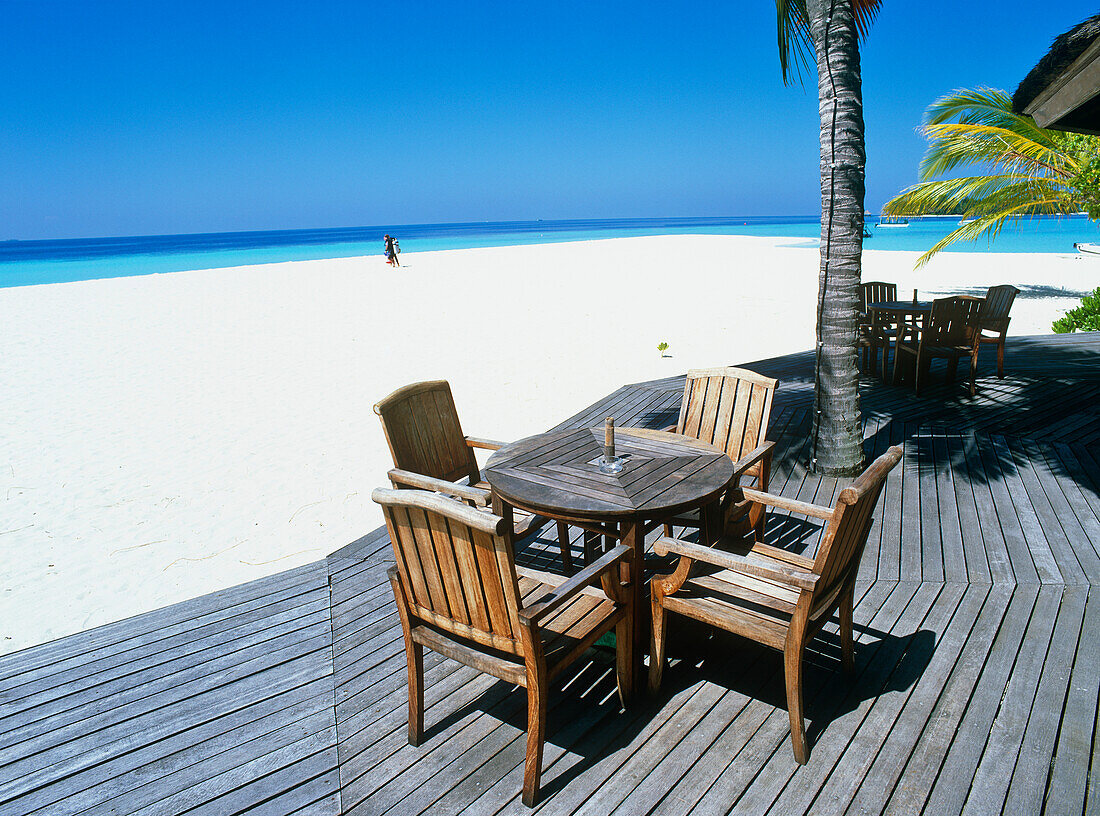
[655,367,778,540]
[648,445,904,764]
[374,487,634,807]
[858,281,898,378]
[374,380,577,571]
[977,284,1020,378]
[892,296,984,396]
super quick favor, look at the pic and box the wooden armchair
[374,380,577,571]
[858,281,898,378]
[977,284,1019,378]
[892,296,983,396]
[655,367,778,540]
[373,488,634,807]
[648,445,903,764]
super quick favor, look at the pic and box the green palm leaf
[919,124,1078,179]
[774,0,881,84]
[883,87,1100,266]
[925,88,1054,145]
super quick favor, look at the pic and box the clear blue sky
[3,1,1097,240]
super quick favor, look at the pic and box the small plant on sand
[657,341,670,357]
[1052,287,1100,333]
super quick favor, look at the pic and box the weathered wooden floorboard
[17,675,336,816]
[837,581,997,816]
[1043,586,1099,816]
[917,583,1042,816]
[1,573,331,724]
[1001,584,1089,816]
[684,582,924,816]
[747,582,967,816]
[959,584,1064,816]
[0,560,327,690]
[876,582,1015,816]
[730,582,955,816]
[0,604,332,763]
[5,334,1100,815]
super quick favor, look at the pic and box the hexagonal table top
[485,427,733,521]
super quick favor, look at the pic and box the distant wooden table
[484,426,734,686]
[868,300,934,382]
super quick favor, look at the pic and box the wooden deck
[3,332,1099,815]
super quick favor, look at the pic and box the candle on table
[605,416,615,460]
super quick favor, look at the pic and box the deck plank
[4,333,1100,815]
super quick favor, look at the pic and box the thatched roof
[1013,13,1100,134]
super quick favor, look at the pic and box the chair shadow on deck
[415,643,654,802]
[638,405,679,430]
[654,618,936,760]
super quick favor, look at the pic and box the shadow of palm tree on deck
[616,334,1100,492]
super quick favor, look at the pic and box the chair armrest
[465,436,504,451]
[387,469,491,506]
[652,536,819,591]
[740,487,835,520]
[518,544,631,626]
[731,441,774,479]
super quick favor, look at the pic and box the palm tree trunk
[807,0,865,476]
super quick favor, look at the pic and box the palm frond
[886,85,1100,267]
[911,201,1071,267]
[884,175,1076,219]
[925,88,1054,145]
[919,123,1079,180]
[774,0,882,85]
[775,0,812,85]
[851,0,882,39]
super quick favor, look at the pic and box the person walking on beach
[383,234,400,267]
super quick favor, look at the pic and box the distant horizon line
[2,215,820,245]
[4,211,1092,247]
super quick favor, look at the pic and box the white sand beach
[1,234,1095,655]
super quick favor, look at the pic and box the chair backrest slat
[427,511,470,626]
[859,281,898,317]
[374,380,481,486]
[811,446,903,603]
[924,296,983,346]
[982,285,1019,331]
[375,488,523,654]
[677,368,778,475]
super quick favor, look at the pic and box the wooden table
[484,426,735,686]
[868,300,933,382]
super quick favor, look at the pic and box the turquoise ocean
[2,214,1099,289]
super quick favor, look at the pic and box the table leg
[699,499,725,545]
[620,520,647,690]
[491,495,516,540]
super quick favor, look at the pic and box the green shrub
[1052,286,1100,333]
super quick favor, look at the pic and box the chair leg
[785,638,809,764]
[583,530,600,564]
[839,586,855,675]
[913,353,923,395]
[556,521,573,572]
[616,609,634,705]
[751,464,771,540]
[405,638,424,746]
[997,336,1006,378]
[648,597,668,694]
[969,352,979,397]
[522,670,548,807]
